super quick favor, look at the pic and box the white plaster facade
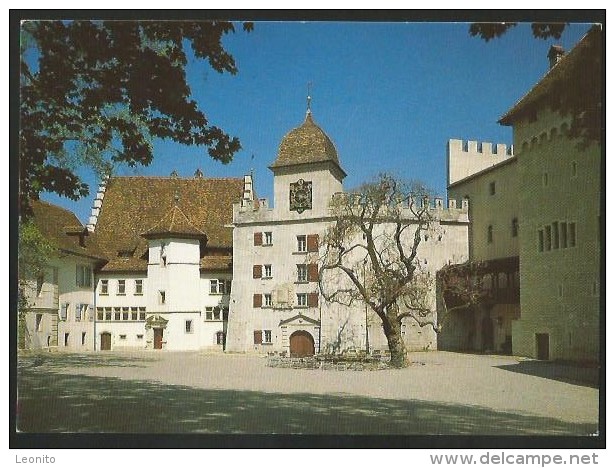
[226,111,470,355]
[94,243,232,351]
[22,254,98,351]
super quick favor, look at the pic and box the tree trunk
[18,314,27,350]
[382,313,408,368]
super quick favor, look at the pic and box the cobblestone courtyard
[16,351,599,435]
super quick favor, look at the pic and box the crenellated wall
[235,191,469,226]
[447,139,514,186]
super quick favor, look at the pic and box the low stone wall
[265,354,429,371]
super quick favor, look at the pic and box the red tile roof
[142,204,207,239]
[94,176,243,272]
[29,200,106,261]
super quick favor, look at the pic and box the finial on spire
[306,81,312,114]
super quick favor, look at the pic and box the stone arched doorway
[289,330,315,357]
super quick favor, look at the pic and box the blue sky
[40,21,591,223]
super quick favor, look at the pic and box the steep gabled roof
[94,176,243,272]
[29,200,106,261]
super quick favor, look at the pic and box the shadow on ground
[16,365,596,435]
[18,352,158,370]
[495,361,599,389]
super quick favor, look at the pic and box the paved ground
[16,350,599,435]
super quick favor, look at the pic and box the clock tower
[269,109,346,219]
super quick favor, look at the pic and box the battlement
[234,191,470,225]
[234,195,276,223]
[447,139,514,186]
[330,192,469,223]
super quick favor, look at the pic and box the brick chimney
[548,45,565,69]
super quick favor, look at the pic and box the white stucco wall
[272,164,344,218]
[228,176,470,355]
[23,254,97,351]
[94,241,232,351]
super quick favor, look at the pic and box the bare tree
[318,174,439,368]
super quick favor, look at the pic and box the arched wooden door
[289,330,315,357]
[100,332,111,351]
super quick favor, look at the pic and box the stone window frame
[263,231,273,246]
[296,293,308,307]
[264,293,273,307]
[296,264,308,283]
[296,235,307,253]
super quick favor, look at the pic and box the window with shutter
[308,263,319,282]
[254,232,263,246]
[297,264,307,282]
[254,330,263,344]
[264,294,272,307]
[308,292,319,307]
[296,235,307,252]
[307,234,319,252]
[296,293,307,307]
[253,293,262,308]
[253,265,262,279]
[264,232,273,245]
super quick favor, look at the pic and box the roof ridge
[142,203,207,238]
[170,204,203,233]
[499,26,599,125]
[108,175,244,181]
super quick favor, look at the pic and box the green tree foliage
[20,20,253,216]
[18,221,56,320]
[470,22,602,147]
[469,22,566,41]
